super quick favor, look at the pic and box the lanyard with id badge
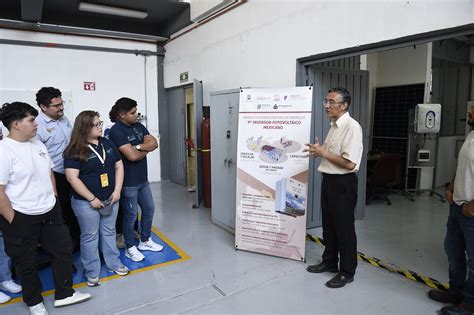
[88,143,113,215]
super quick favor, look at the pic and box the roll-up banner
[235,87,313,261]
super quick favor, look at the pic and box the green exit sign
[180,72,188,83]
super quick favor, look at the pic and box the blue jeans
[71,197,123,278]
[0,233,12,282]
[445,202,474,305]
[121,182,155,248]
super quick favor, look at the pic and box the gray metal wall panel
[307,67,369,228]
[167,88,186,185]
[433,39,470,64]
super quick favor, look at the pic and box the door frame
[296,23,474,86]
[163,82,204,195]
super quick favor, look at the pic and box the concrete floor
[1,182,451,314]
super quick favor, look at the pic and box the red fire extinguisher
[201,115,211,208]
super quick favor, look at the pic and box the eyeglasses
[49,101,65,108]
[92,121,104,128]
[322,99,343,107]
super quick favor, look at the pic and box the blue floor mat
[3,228,189,303]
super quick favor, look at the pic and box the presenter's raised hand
[304,137,326,158]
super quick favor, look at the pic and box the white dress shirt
[453,131,474,206]
[318,112,363,174]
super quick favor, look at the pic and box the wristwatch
[135,144,142,151]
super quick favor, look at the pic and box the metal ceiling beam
[0,19,168,43]
[21,0,44,22]
[0,38,164,57]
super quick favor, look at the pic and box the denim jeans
[0,233,12,282]
[445,202,474,305]
[121,182,155,248]
[72,197,123,278]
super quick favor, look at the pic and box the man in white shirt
[428,105,474,315]
[0,102,90,315]
[304,87,363,289]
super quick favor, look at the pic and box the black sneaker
[428,289,463,304]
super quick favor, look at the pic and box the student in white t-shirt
[0,102,91,314]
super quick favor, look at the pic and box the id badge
[100,173,109,188]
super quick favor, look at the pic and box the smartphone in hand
[102,198,112,207]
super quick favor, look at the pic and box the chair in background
[366,153,401,205]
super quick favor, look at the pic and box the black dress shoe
[325,272,354,288]
[306,262,338,273]
[440,304,474,315]
[428,289,463,304]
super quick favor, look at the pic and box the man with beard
[35,87,80,251]
[428,104,474,315]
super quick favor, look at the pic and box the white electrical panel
[414,103,441,133]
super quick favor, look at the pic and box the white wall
[164,0,473,106]
[0,29,161,181]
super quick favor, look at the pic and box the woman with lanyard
[64,111,129,287]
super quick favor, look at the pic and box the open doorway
[300,29,474,284]
[164,80,204,208]
[185,86,196,191]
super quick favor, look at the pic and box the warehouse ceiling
[0,0,192,40]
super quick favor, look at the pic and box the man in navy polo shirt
[108,97,162,262]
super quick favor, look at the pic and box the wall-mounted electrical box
[417,149,431,162]
[414,103,441,133]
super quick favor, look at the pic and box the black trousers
[54,172,80,251]
[2,201,74,306]
[321,173,358,277]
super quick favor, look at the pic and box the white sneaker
[109,266,129,276]
[1,280,22,293]
[138,238,164,252]
[125,246,145,262]
[54,291,91,307]
[29,302,48,315]
[0,291,11,304]
[86,276,101,287]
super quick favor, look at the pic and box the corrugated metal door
[306,67,369,228]
[167,87,186,185]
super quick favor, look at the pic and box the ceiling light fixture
[78,2,148,19]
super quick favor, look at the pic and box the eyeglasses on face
[48,101,65,108]
[92,121,104,128]
[322,99,343,107]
